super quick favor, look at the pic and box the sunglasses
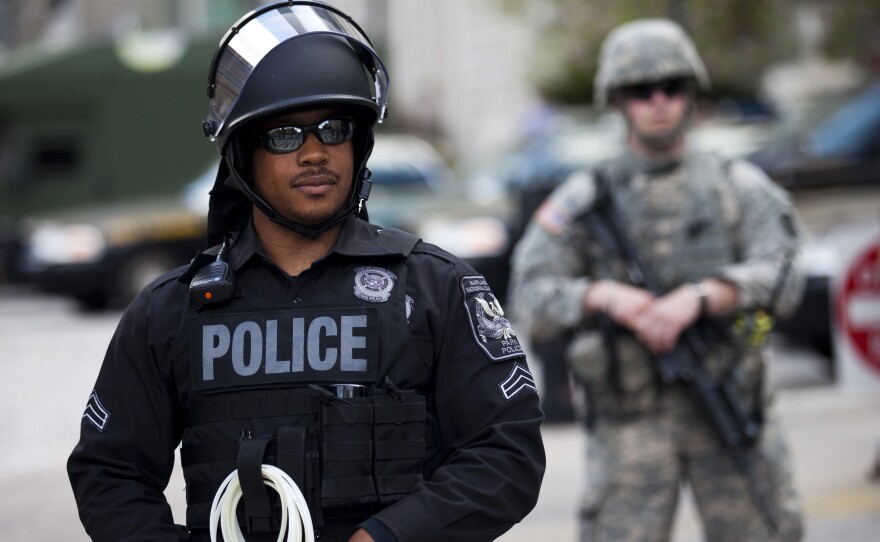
[258,117,355,154]
[619,78,690,101]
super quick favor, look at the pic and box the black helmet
[202,1,390,242]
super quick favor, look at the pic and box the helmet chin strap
[223,153,365,239]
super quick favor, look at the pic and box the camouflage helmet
[594,18,710,106]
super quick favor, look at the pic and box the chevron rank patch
[83,390,110,431]
[461,275,524,361]
[499,363,536,400]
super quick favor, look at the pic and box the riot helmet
[594,18,710,107]
[202,1,390,242]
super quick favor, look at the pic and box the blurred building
[0,0,539,170]
[333,0,539,169]
[761,5,866,117]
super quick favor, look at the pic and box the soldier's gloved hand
[632,284,702,355]
[583,279,655,331]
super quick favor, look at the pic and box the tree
[497,0,880,105]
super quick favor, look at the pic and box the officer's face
[251,108,355,226]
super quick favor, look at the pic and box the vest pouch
[320,397,377,509]
[614,336,661,415]
[372,392,426,504]
[568,330,660,418]
[566,330,610,386]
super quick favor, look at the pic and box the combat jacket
[509,150,804,417]
[68,216,545,542]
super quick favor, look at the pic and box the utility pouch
[319,389,427,510]
[320,397,376,509]
[373,392,426,504]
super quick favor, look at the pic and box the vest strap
[237,436,273,533]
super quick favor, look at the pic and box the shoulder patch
[534,198,572,236]
[534,169,598,235]
[461,275,524,361]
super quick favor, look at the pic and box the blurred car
[749,82,880,359]
[0,217,25,285]
[366,134,513,293]
[16,134,512,308]
[749,82,880,190]
[16,164,214,308]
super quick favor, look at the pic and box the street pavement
[1,288,878,541]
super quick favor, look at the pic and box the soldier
[509,18,804,542]
[68,3,544,541]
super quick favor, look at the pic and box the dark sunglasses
[619,78,690,101]
[258,117,355,154]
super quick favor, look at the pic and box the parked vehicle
[16,134,513,309]
[16,164,214,308]
[748,82,880,359]
[749,83,880,191]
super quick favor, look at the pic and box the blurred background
[0,1,878,540]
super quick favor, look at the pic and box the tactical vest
[174,229,440,538]
[572,152,743,419]
[597,151,735,288]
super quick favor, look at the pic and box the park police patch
[461,275,524,361]
[354,266,396,302]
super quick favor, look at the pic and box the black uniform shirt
[68,216,545,542]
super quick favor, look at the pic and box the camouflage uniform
[510,148,805,542]
[510,19,805,540]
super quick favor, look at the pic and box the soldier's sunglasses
[258,117,355,154]
[619,78,690,101]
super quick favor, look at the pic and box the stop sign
[836,238,880,375]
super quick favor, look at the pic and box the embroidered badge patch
[461,275,524,361]
[83,390,110,431]
[354,266,396,302]
[499,363,536,400]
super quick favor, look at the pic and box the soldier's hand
[583,280,654,330]
[633,284,701,354]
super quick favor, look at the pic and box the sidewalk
[500,349,880,542]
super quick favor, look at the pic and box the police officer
[510,19,803,542]
[68,3,545,541]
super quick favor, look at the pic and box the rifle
[581,175,779,534]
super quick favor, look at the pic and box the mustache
[290,167,339,185]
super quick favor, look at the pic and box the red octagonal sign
[836,239,880,374]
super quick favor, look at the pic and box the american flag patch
[534,199,572,236]
[83,390,110,431]
[499,363,537,400]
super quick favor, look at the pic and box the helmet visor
[206,2,389,140]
